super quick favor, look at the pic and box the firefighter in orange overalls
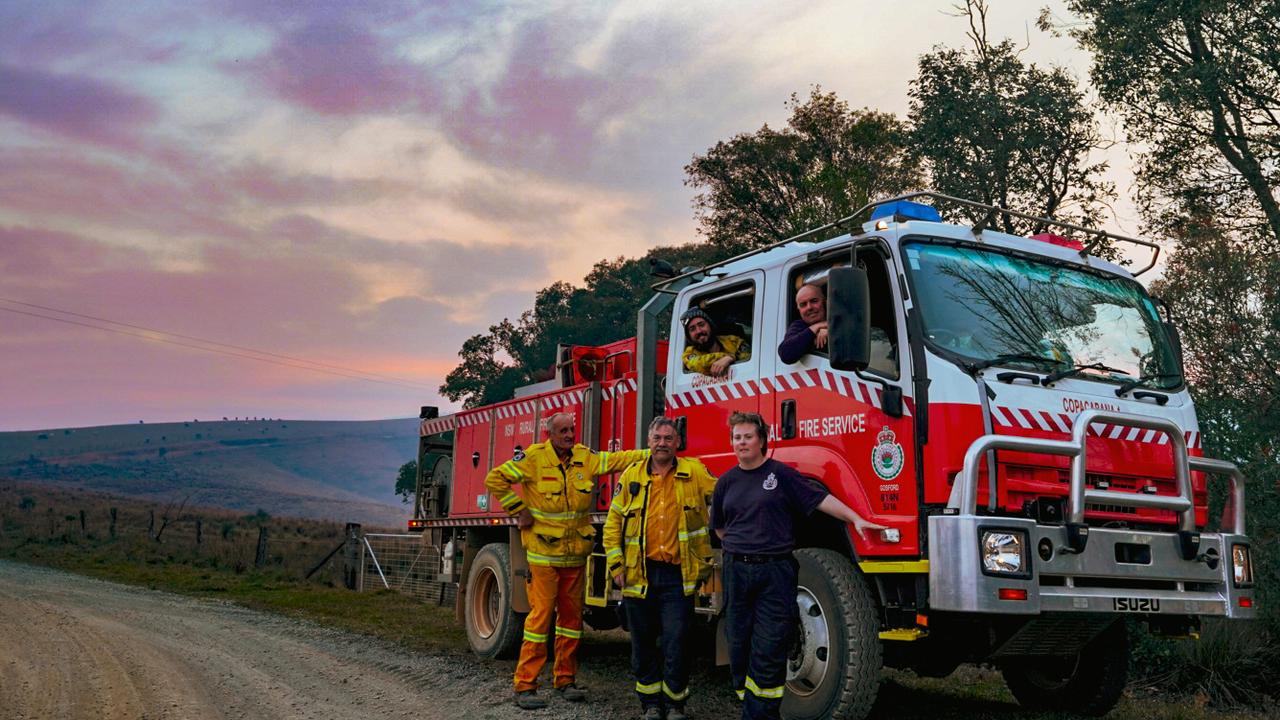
[485,411,648,710]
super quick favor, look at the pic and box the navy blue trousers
[623,560,694,710]
[724,554,797,720]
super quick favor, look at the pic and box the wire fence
[0,482,352,585]
[359,532,455,606]
[0,482,467,605]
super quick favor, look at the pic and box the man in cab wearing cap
[680,307,750,377]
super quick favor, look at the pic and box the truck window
[782,252,899,379]
[680,282,755,376]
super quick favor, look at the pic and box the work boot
[515,690,547,710]
[666,706,688,720]
[555,683,587,702]
[640,706,664,720]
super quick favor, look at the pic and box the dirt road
[0,561,623,720]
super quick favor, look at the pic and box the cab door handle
[780,399,797,440]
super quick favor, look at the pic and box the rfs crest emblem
[762,473,778,491]
[872,427,904,480]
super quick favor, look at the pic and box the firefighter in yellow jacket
[485,411,648,710]
[604,417,717,720]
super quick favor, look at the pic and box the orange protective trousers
[513,564,585,692]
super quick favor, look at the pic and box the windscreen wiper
[1115,372,1181,397]
[965,353,1065,374]
[1040,362,1127,386]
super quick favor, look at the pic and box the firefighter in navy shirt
[710,411,885,720]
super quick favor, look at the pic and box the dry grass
[0,480,402,587]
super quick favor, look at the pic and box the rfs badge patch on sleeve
[513,446,525,461]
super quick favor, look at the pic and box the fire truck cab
[413,192,1256,720]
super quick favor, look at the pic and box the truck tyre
[782,548,881,720]
[1000,619,1128,717]
[464,543,523,660]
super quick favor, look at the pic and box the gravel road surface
[0,560,740,720]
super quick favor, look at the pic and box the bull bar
[929,410,1255,619]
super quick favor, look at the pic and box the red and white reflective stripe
[991,405,1202,448]
[491,388,592,419]
[420,416,458,436]
[497,400,535,419]
[603,377,639,400]
[458,410,493,427]
[666,368,910,416]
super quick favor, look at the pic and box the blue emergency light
[869,200,942,223]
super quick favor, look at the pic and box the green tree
[1062,0,1280,246]
[439,242,729,408]
[909,0,1113,238]
[685,87,921,252]
[1147,216,1280,700]
[395,460,417,504]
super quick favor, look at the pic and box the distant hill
[0,419,418,526]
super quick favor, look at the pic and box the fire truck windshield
[903,242,1182,390]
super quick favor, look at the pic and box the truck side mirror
[827,266,871,372]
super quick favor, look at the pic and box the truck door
[665,271,765,475]
[763,243,920,554]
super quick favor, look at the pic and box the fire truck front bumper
[927,515,1256,619]
[929,410,1256,621]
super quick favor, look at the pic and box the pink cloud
[0,64,158,148]
[0,228,485,430]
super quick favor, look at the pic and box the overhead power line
[0,298,437,392]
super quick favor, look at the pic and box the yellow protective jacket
[485,442,647,567]
[681,334,750,375]
[603,456,717,597]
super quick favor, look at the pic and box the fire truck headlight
[981,530,1027,575]
[1232,544,1253,587]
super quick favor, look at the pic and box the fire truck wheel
[782,548,882,720]
[1000,620,1128,717]
[464,543,523,660]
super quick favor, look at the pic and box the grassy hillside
[0,418,418,526]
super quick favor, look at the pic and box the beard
[689,334,717,353]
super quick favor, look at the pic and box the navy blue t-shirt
[710,458,829,555]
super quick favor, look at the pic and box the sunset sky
[0,1,1137,431]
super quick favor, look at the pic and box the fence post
[195,518,203,547]
[79,509,86,533]
[148,509,155,538]
[343,523,362,590]
[47,508,55,537]
[255,526,269,567]
[109,508,117,539]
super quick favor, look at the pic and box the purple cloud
[0,64,159,147]
[446,20,607,172]
[238,22,432,116]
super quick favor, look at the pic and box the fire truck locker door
[450,410,494,516]
[666,270,765,473]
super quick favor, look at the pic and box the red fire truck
[410,191,1256,719]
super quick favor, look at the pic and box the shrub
[1131,618,1277,708]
